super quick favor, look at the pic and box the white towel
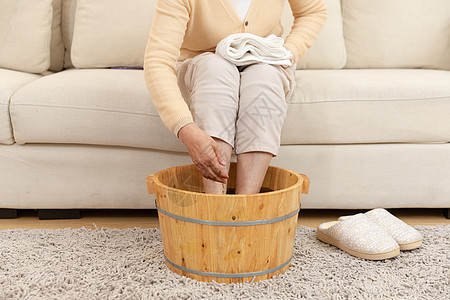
[215,33,293,67]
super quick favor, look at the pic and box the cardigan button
[245,21,248,26]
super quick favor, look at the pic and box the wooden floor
[0,208,448,230]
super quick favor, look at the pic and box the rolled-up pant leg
[176,52,240,148]
[235,63,296,157]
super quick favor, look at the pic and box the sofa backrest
[342,0,450,70]
[62,0,77,69]
[0,0,64,74]
[54,0,450,71]
[281,0,347,69]
[71,0,156,69]
[62,0,346,70]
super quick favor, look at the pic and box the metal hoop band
[164,253,292,278]
[155,201,300,227]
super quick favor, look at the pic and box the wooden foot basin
[146,162,310,284]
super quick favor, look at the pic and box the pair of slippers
[317,208,423,260]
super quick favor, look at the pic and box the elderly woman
[144,0,327,195]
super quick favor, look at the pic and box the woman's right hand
[177,123,229,184]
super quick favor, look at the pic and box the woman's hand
[178,123,229,184]
[281,57,295,70]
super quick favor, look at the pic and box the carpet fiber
[1,224,449,299]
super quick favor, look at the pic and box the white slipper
[339,208,423,250]
[317,213,400,260]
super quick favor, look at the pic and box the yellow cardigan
[144,0,328,138]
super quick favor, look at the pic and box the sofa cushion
[9,69,187,151]
[282,0,346,69]
[48,0,65,72]
[282,69,450,144]
[61,0,77,69]
[0,69,42,145]
[9,68,450,150]
[342,0,450,70]
[71,0,156,68]
[0,0,54,73]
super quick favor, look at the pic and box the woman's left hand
[281,57,294,70]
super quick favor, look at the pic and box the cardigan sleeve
[283,0,328,65]
[143,0,194,138]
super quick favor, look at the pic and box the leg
[235,63,294,194]
[0,208,17,219]
[235,151,273,194]
[38,209,81,220]
[179,52,241,194]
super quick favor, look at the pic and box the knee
[242,63,283,85]
[195,53,240,86]
[240,63,291,100]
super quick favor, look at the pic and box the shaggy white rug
[0,224,449,299]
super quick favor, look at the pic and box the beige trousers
[176,52,296,157]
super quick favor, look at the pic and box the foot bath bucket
[146,162,310,284]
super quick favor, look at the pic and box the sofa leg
[38,209,81,220]
[0,209,18,219]
[444,208,450,219]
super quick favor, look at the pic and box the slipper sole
[317,229,400,260]
[399,239,422,251]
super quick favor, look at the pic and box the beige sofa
[1,0,449,219]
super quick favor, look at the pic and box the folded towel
[215,33,293,67]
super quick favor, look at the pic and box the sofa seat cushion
[0,68,42,145]
[10,68,187,151]
[282,69,450,144]
[9,68,450,150]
